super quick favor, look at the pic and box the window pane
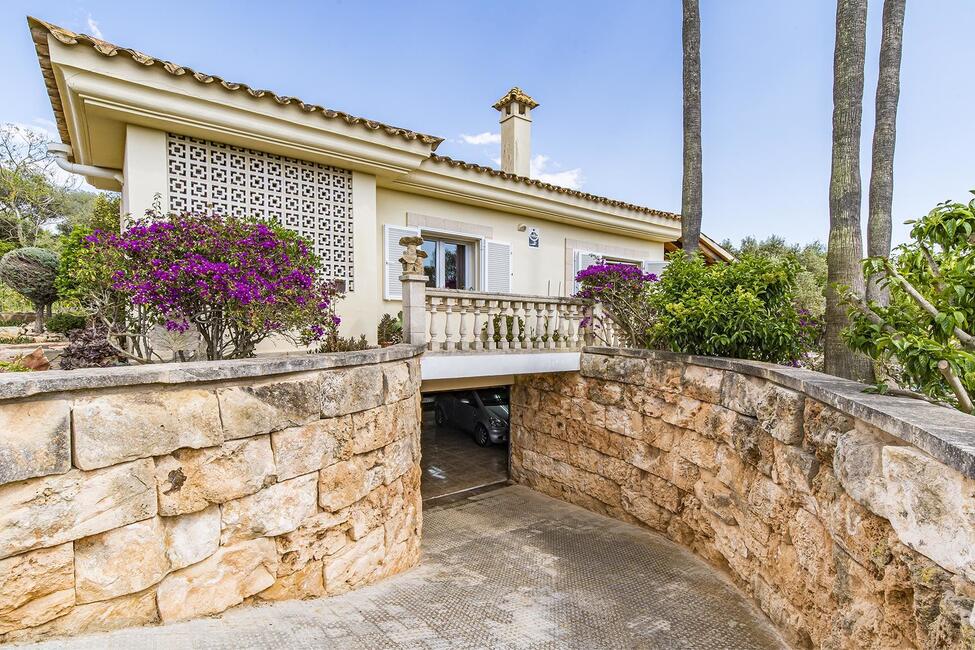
[421,240,437,288]
[444,243,459,289]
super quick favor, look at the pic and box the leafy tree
[825,0,873,382]
[0,124,75,246]
[845,195,975,413]
[0,247,59,332]
[681,0,703,256]
[721,236,827,319]
[647,252,815,365]
[575,262,658,347]
[866,0,907,305]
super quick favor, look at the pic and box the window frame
[419,228,480,291]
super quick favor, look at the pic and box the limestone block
[586,381,624,406]
[156,538,278,622]
[162,505,220,571]
[259,559,325,601]
[520,450,620,507]
[788,507,832,587]
[625,471,682,513]
[351,404,399,454]
[834,424,894,517]
[803,399,853,450]
[321,365,384,417]
[641,418,679,451]
[382,360,420,404]
[0,398,70,486]
[681,365,724,403]
[694,471,738,525]
[0,589,158,644]
[673,430,720,473]
[621,488,672,530]
[642,360,684,393]
[882,446,975,582]
[772,441,820,495]
[323,526,385,594]
[155,436,276,516]
[385,494,420,550]
[754,384,804,445]
[271,417,352,481]
[73,389,222,470]
[75,518,169,603]
[379,536,421,580]
[217,373,320,440]
[605,406,642,438]
[581,354,645,385]
[730,415,775,476]
[349,482,397,541]
[275,510,350,577]
[383,435,415,486]
[220,473,318,544]
[0,459,157,559]
[661,395,707,431]
[0,543,74,634]
[720,373,765,417]
[319,450,384,512]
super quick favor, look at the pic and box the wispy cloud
[530,154,584,190]
[86,15,103,39]
[460,132,501,145]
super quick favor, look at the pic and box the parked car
[434,388,510,446]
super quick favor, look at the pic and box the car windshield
[477,390,507,406]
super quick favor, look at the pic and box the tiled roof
[26,16,445,151]
[493,87,540,111]
[428,155,681,221]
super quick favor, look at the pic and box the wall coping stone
[585,346,975,479]
[0,345,424,401]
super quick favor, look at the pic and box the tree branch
[882,260,975,349]
[938,360,974,414]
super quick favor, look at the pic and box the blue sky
[2,0,972,247]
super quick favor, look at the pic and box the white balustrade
[421,289,601,354]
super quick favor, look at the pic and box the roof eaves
[26,16,445,153]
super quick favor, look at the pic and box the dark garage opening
[420,387,510,501]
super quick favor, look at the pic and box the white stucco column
[122,125,168,222]
[398,236,428,347]
[337,171,379,344]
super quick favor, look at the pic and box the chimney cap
[493,87,539,111]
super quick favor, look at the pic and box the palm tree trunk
[866,0,906,305]
[681,0,703,257]
[825,0,874,382]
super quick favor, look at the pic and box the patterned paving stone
[22,486,787,649]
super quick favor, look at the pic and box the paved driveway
[26,486,786,649]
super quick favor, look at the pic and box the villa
[27,16,730,386]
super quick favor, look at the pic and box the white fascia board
[421,352,581,381]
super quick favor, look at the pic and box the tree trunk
[866,0,906,305]
[681,0,703,257]
[33,302,44,334]
[825,0,874,382]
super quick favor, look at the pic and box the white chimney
[493,87,538,177]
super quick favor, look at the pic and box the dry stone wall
[511,347,975,649]
[0,345,423,644]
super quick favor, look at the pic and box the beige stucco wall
[114,125,667,345]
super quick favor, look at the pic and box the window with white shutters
[383,225,420,300]
[483,240,512,293]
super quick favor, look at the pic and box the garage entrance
[420,387,510,501]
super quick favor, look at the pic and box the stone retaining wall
[511,347,975,649]
[0,345,423,644]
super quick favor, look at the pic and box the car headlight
[489,417,504,427]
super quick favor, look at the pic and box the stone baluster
[443,298,457,351]
[472,299,485,351]
[428,296,442,351]
[458,297,473,351]
[398,236,428,347]
[485,300,498,351]
[534,302,546,350]
[498,299,510,351]
[511,301,523,350]
[523,301,536,349]
[568,304,580,349]
[545,303,558,350]
[558,307,570,349]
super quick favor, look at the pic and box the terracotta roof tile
[26,16,444,151]
[428,155,681,221]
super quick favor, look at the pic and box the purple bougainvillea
[574,262,657,347]
[81,211,341,360]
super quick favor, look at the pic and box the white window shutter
[642,260,668,279]
[384,224,421,300]
[484,240,512,294]
[573,250,602,293]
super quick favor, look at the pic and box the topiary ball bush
[45,312,87,335]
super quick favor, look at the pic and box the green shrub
[378,312,403,346]
[45,312,86,334]
[315,333,370,353]
[0,359,32,373]
[648,252,812,365]
[844,194,975,412]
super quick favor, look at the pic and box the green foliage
[0,246,59,306]
[844,194,975,411]
[483,314,526,343]
[315,333,370,353]
[45,312,86,334]
[378,312,403,346]
[0,359,32,373]
[648,252,812,364]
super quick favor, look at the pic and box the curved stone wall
[0,345,423,644]
[511,347,975,649]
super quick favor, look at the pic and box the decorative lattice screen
[166,133,355,291]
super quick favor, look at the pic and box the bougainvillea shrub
[574,262,658,347]
[64,211,341,361]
